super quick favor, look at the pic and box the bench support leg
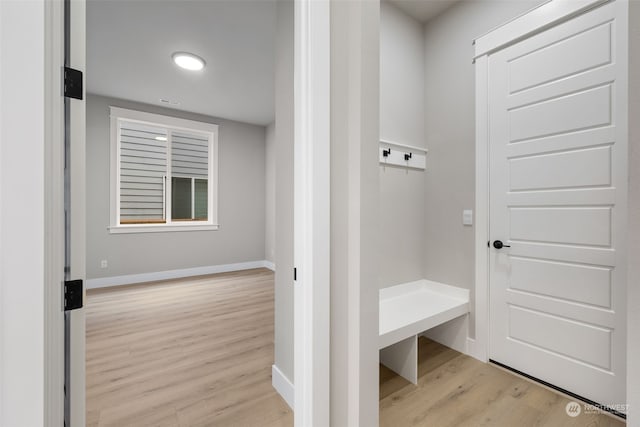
[380,335,418,384]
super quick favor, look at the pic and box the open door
[64,0,86,425]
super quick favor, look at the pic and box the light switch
[463,210,473,226]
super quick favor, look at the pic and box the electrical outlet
[100,260,108,269]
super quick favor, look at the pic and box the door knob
[493,240,511,249]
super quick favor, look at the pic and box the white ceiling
[388,0,460,23]
[87,0,277,126]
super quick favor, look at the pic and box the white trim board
[474,54,490,363]
[85,260,274,289]
[293,0,331,425]
[272,364,294,410]
[465,338,484,362]
[263,261,275,271]
[379,139,428,154]
[44,0,65,424]
[67,0,87,423]
[473,0,608,58]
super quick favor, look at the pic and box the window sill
[108,223,220,234]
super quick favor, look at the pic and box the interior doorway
[79,1,287,424]
[59,0,332,425]
[61,0,331,424]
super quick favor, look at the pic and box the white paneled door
[488,2,627,407]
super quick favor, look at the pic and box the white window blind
[119,123,167,223]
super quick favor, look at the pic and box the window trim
[109,106,219,234]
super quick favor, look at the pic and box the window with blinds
[110,107,218,232]
[119,123,167,223]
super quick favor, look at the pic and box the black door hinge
[64,279,83,311]
[64,67,83,100]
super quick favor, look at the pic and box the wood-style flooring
[380,337,625,427]
[86,269,625,426]
[86,268,292,427]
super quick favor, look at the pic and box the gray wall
[273,0,295,383]
[86,94,266,279]
[380,1,424,145]
[628,0,640,422]
[265,121,276,264]
[379,1,426,288]
[422,0,545,336]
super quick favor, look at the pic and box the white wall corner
[85,260,273,289]
[271,364,294,409]
[263,260,276,271]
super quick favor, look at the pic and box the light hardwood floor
[86,268,292,427]
[380,337,625,427]
[87,269,625,426]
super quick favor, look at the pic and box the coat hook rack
[379,140,427,170]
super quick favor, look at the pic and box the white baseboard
[264,260,275,271]
[271,364,294,409]
[86,260,274,289]
[466,337,488,363]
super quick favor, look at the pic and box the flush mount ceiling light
[172,52,206,71]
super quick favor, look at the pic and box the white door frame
[0,1,63,425]
[65,0,87,424]
[44,0,66,424]
[293,0,331,425]
[472,0,619,364]
[42,0,87,424]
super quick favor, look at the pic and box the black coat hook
[383,148,391,157]
[404,152,412,161]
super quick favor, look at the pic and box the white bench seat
[379,280,469,384]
